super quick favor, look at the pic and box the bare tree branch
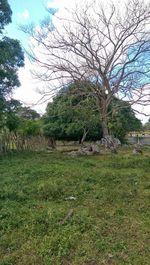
[22,0,150,137]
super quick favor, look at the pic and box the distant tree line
[0,0,145,148]
[0,88,143,145]
[0,1,41,139]
[1,99,41,136]
[0,0,24,129]
[144,119,150,131]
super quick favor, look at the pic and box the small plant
[0,149,150,264]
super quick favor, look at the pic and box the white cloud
[136,107,150,124]
[47,0,65,9]
[14,0,150,122]
[47,1,55,8]
[13,57,47,115]
[17,9,30,20]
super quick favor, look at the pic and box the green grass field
[0,150,150,265]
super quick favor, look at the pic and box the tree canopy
[43,87,102,142]
[0,37,24,96]
[0,0,24,128]
[144,119,150,131]
[43,83,142,143]
[0,96,41,134]
[24,0,150,141]
[0,0,12,32]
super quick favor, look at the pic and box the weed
[0,150,150,264]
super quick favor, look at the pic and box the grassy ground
[0,149,150,265]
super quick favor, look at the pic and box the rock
[133,144,143,154]
[114,138,121,146]
[110,146,118,154]
[101,137,121,149]
[67,143,101,156]
[77,148,88,155]
[46,146,53,151]
[91,144,100,154]
[96,140,101,145]
[108,253,113,259]
[69,151,79,157]
[133,149,143,155]
[80,145,92,152]
[65,196,77,201]
[122,144,129,148]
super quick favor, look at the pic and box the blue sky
[5,0,54,48]
[4,0,58,114]
[3,0,149,121]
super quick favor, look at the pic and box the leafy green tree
[144,119,150,131]
[18,120,41,137]
[0,0,24,126]
[0,37,24,96]
[0,0,12,33]
[16,107,41,136]
[43,89,102,142]
[3,99,22,131]
[0,97,41,135]
[43,84,142,143]
[0,99,22,130]
[109,100,142,142]
[16,106,40,120]
[24,0,150,140]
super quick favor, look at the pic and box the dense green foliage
[0,37,24,95]
[18,119,41,137]
[109,99,142,142]
[0,0,24,128]
[144,118,150,131]
[0,99,21,130]
[0,97,41,136]
[0,150,150,265]
[15,106,41,136]
[25,0,150,139]
[43,90,102,142]
[0,0,12,32]
[43,85,142,142]
[11,107,41,136]
[17,106,40,121]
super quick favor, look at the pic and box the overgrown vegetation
[23,0,150,139]
[0,0,24,129]
[144,118,150,131]
[0,150,150,265]
[43,83,142,143]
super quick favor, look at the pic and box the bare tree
[23,0,150,142]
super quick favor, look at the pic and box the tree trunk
[79,128,89,145]
[101,119,109,138]
[97,99,109,138]
[101,114,117,153]
[97,100,118,153]
[47,137,56,150]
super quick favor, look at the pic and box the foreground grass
[0,149,150,265]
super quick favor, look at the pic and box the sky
[5,0,57,114]
[4,0,150,123]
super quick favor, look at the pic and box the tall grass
[0,150,150,265]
